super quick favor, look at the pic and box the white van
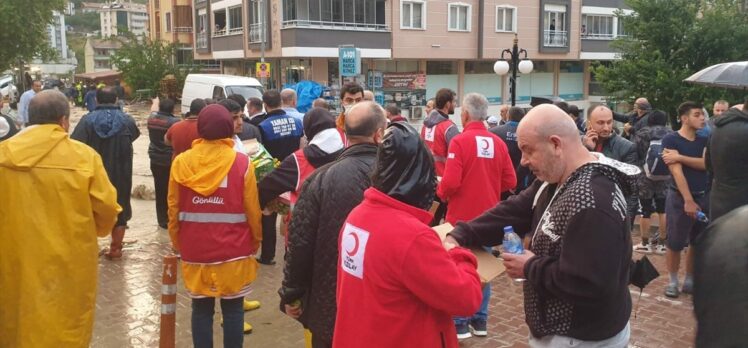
[181,74,264,114]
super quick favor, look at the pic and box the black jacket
[278,143,378,343]
[146,111,179,166]
[450,158,639,341]
[706,108,748,221]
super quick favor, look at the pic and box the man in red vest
[421,88,459,177]
[437,93,516,340]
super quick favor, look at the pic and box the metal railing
[197,32,208,48]
[281,19,389,31]
[212,29,226,37]
[544,30,568,47]
[582,32,614,40]
[249,22,266,43]
[174,27,192,33]
[227,27,243,35]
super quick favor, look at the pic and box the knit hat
[197,104,234,140]
[303,107,336,141]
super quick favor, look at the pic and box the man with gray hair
[437,93,516,340]
[280,88,305,122]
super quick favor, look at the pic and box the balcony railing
[249,22,266,43]
[281,20,389,31]
[174,26,193,33]
[228,27,243,35]
[582,32,614,40]
[197,32,208,48]
[212,28,242,37]
[544,30,568,47]
[212,29,226,37]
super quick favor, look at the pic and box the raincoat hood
[171,138,237,196]
[372,122,437,210]
[0,124,67,170]
[713,107,748,128]
[87,105,128,138]
[423,109,451,128]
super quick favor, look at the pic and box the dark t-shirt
[662,131,708,193]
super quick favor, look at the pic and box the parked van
[181,74,264,114]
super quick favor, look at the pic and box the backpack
[643,139,670,180]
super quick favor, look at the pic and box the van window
[212,86,225,100]
[225,85,264,100]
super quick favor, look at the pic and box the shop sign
[339,46,361,77]
[382,72,427,90]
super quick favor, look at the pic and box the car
[0,76,18,102]
[181,74,264,115]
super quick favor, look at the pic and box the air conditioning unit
[410,106,425,120]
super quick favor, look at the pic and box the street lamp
[494,34,533,106]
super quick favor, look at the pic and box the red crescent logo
[481,139,490,150]
[346,232,360,256]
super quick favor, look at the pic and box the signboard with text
[382,72,427,89]
[339,46,361,77]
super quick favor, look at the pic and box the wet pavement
[88,104,696,347]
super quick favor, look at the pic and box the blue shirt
[282,107,305,122]
[17,90,36,125]
[662,131,708,193]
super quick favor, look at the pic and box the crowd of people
[1,79,747,348]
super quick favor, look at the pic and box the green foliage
[594,0,748,125]
[0,0,66,71]
[66,12,101,32]
[110,34,201,97]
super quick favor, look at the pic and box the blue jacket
[84,91,97,112]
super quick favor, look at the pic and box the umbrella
[684,61,748,89]
[630,255,660,289]
[630,255,660,318]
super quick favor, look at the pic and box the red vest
[177,153,254,264]
[290,149,316,204]
[420,120,455,176]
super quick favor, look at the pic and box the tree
[110,34,201,97]
[0,0,66,72]
[594,0,748,126]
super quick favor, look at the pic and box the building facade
[190,0,632,117]
[148,0,220,70]
[84,38,123,73]
[101,2,149,37]
[30,11,78,76]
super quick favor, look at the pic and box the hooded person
[71,87,140,259]
[333,122,483,348]
[258,107,345,244]
[167,104,263,348]
[705,103,748,221]
[0,90,121,347]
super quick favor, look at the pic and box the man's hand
[502,250,536,279]
[443,235,460,250]
[284,301,303,319]
[583,129,599,150]
[662,149,681,165]
[684,199,700,219]
[623,122,633,135]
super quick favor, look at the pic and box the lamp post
[494,34,533,106]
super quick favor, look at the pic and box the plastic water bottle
[503,226,524,254]
[696,211,709,223]
[503,226,526,283]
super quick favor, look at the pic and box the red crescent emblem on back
[481,138,490,150]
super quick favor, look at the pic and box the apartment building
[101,1,149,37]
[84,38,123,73]
[29,11,78,75]
[191,0,632,115]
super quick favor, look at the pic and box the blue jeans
[191,297,244,348]
[454,283,491,325]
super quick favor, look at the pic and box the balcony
[281,20,388,32]
[544,30,568,47]
[249,22,266,43]
[174,26,193,33]
[197,32,208,48]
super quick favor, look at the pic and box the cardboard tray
[433,223,506,283]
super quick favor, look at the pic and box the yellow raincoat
[0,124,121,348]
[168,138,263,298]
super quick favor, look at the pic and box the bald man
[363,90,375,101]
[280,101,387,347]
[280,88,305,122]
[447,104,640,347]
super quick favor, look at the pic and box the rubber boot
[105,226,126,260]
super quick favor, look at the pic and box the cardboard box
[433,223,506,283]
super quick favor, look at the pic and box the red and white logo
[476,136,494,159]
[341,223,370,279]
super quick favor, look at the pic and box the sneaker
[654,244,667,255]
[469,319,488,337]
[633,242,652,254]
[243,300,261,311]
[455,322,472,340]
[682,281,693,295]
[256,257,276,265]
[665,283,680,298]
